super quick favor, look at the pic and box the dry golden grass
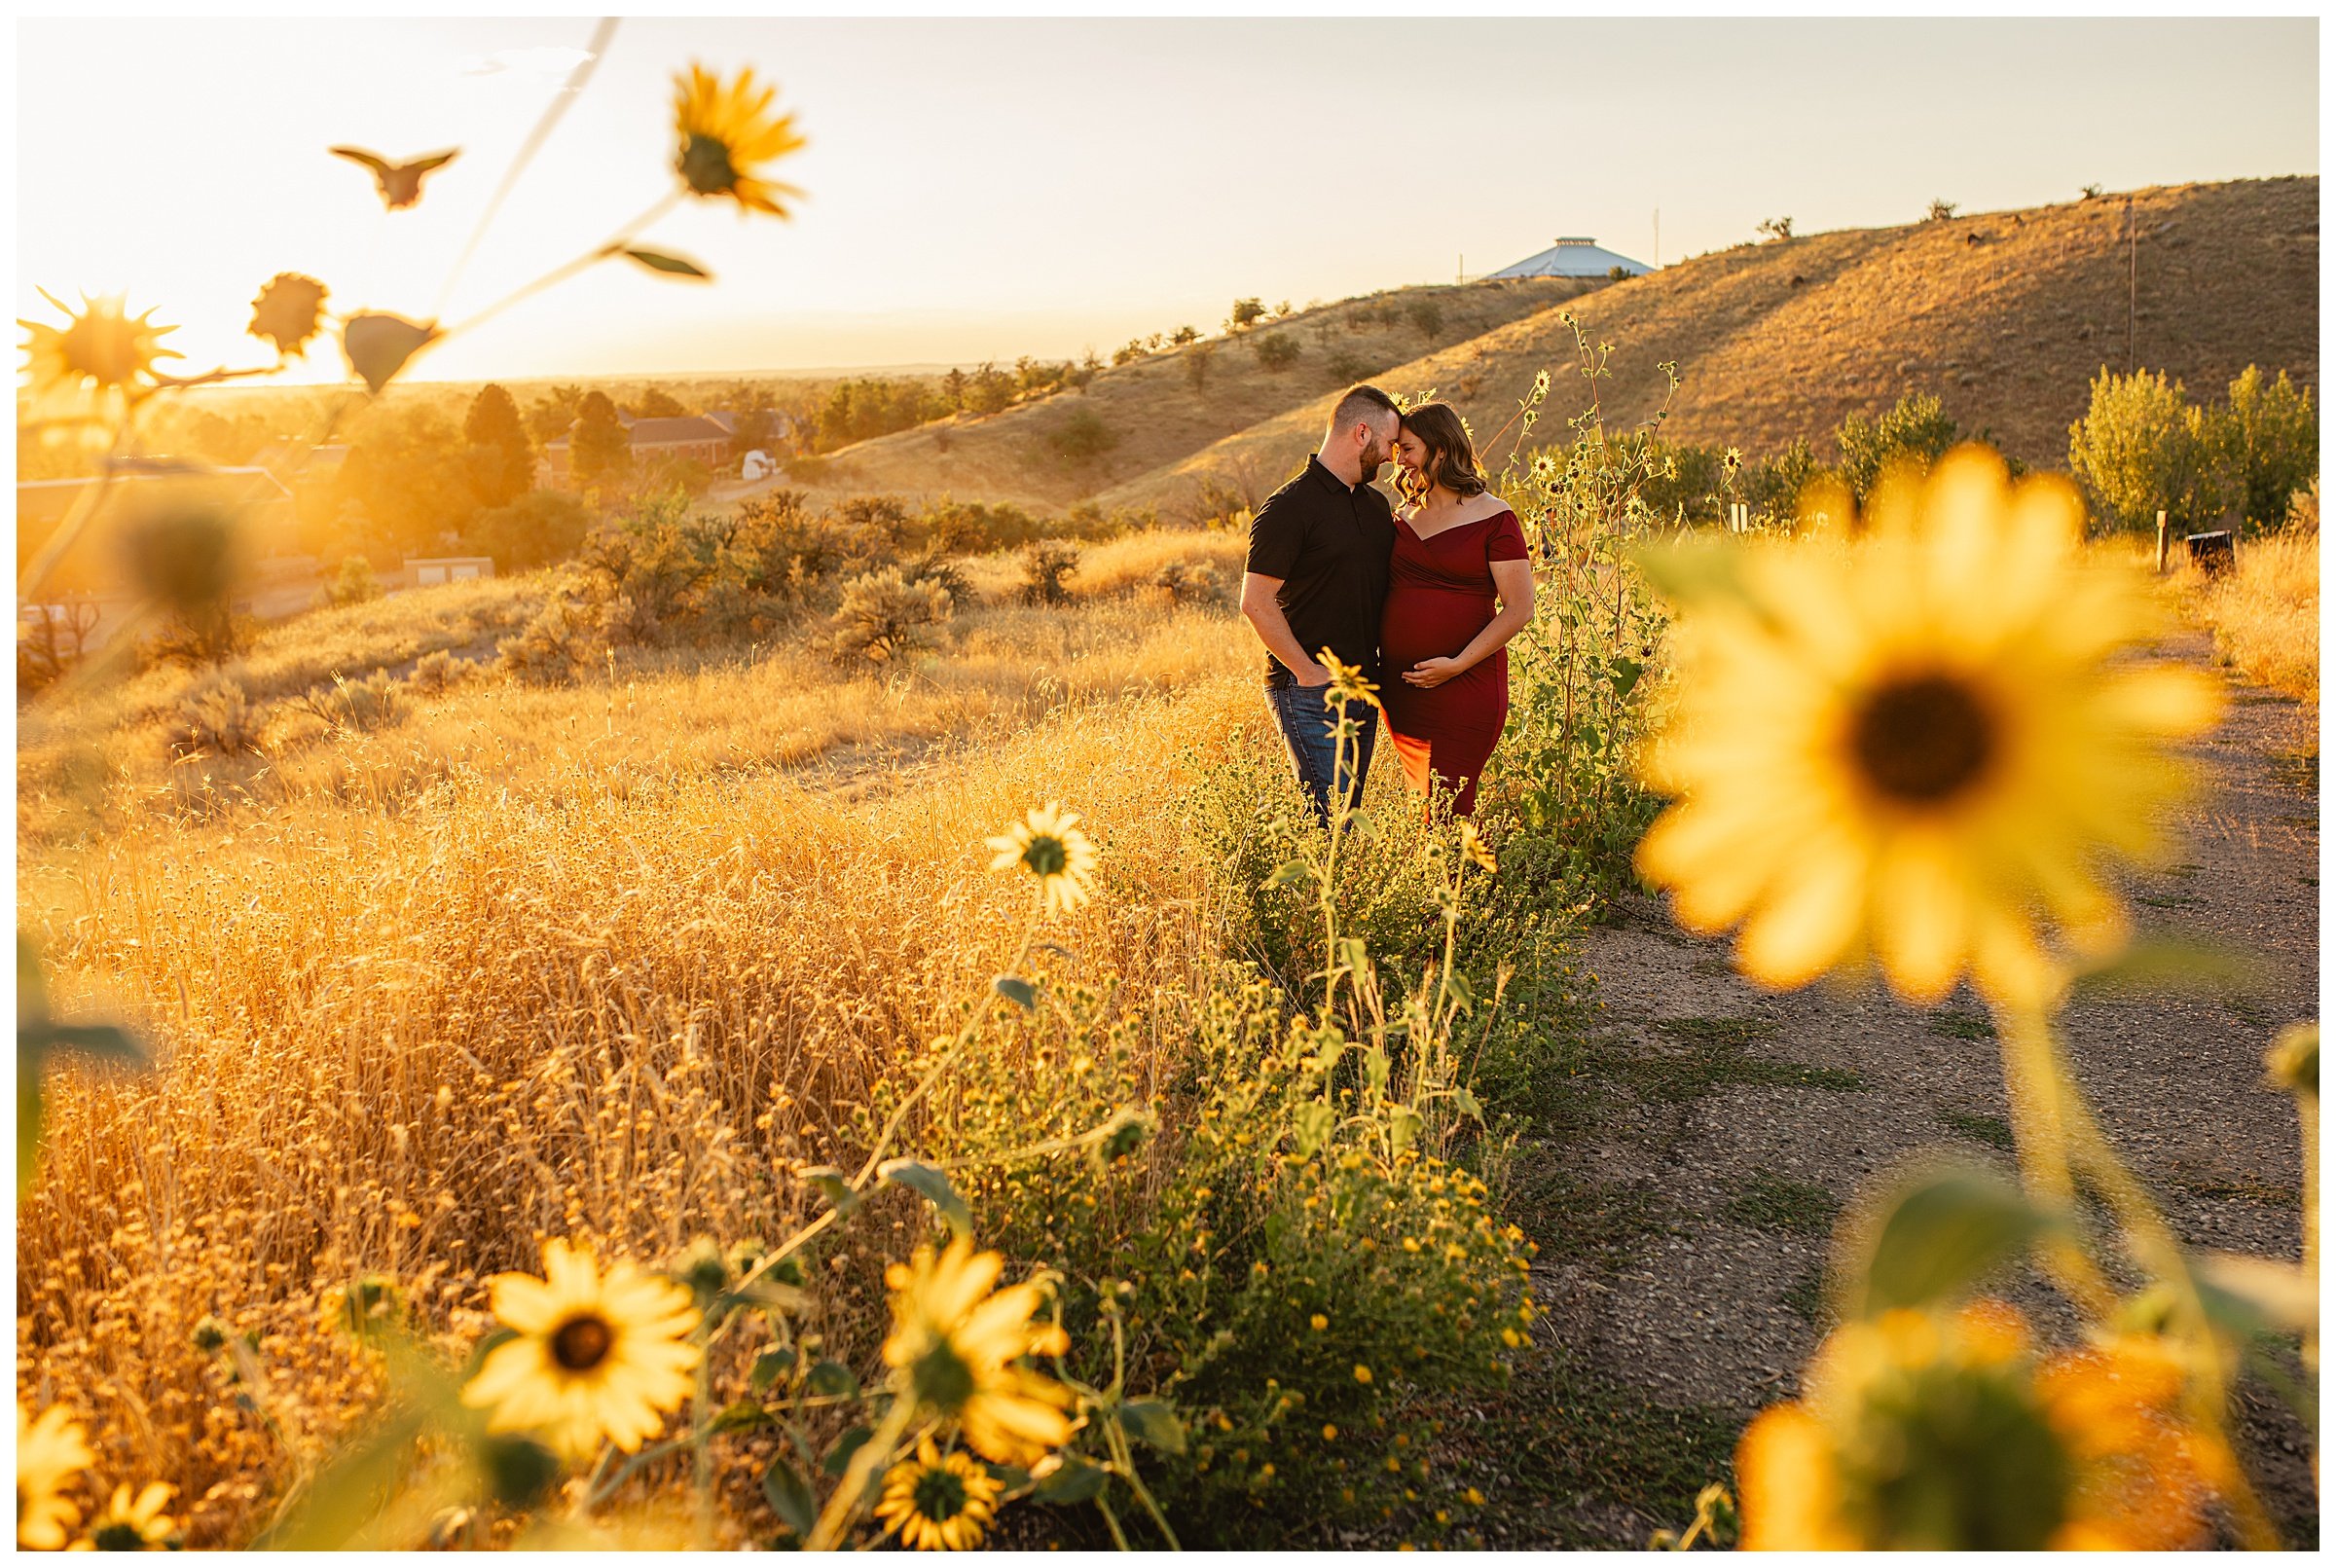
[724,277,1589,514]
[1095,176,2318,516]
[16,549,1292,1544]
[2172,527,2319,711]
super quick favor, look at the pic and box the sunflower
[873,1438,1004,1550]
[74,1482,175,1551]
[985,803,1100,916]
[18,1403,95,1550]
[1635,445,2222,1009]
[247,273,329,359]
[881,1237,1075,1466]
[672,64,806,217]
[1736,1299,2214,1550]
[18,290,180,412]
[460,1238,702,1459]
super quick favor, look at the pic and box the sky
[14,15,2320,385]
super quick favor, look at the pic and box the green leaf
[618,247,712,280]
[1118,1399,1186,1456]
[19,1022,144,1062]
[1032,1453,1107,1505]
[1450,1086,1484,1123]
[1628,535,1750,609]
[993,974,1038,1010]
[799,1165,860,1217]
[880,1157,973,1241]
[1264,859,1314,891]
[750,1346,797,1391]
[822,1424,873,1477]
[1292,1100,1336,1158]
[1388,1104,1423,1154]
[807,1359,859,1399]
[710,1399,770,1434]
[1363,1044,1390,1099]
[18,1066,41,1194]
[1847,1169,2056,1318]
[761,1456,817,1538]
[1608,656,1645,696]
[1442,969,1476,1009]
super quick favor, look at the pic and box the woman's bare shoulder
[1465,491,1515,523]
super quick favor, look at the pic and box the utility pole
[2127,195,2137,372]
[1654,207,1661,269]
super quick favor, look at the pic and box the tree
[726,407,778,467]
[1757,216,1795,241]
[527,383,585,444]
[1048,409,1118,462]
[1171,324,1199,345]
[1835,392,1959,499]
[2066,369,2229,532]
[942,367,967,411]
[462,383,535,509]
[1253,333,1301,373]
[334,407,481,555]
[965,363,1015,417]
[1925,199,1958,222]
[1405,300,1443,343]
[2219,366,2318,529]
[572,390,634,488]
[631,386,687,419]
[1227,297,1267,332]
[469,490,594,571]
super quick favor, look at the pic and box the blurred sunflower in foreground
[18,1403,95,1549]
[874,1438,1004,1550]
[673,63,806,217]
[17,289,180,415]
[462,1238,702,1459]
[1636,446,2223,1008]
[987,803,1101,915]
[1737,1299,2218,1550]
[78,1481,178,1551]
[882,1237,1075,1465]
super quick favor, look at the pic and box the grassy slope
[728,277,1594,514]
[1093,176,2318,516]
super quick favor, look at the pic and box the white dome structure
[1485,236,1652,279]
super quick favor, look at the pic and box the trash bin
[2183,530,2236,577]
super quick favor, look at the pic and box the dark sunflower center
[1850,675,1996,805]
[551,1314,615,1372]
[909,1339,977,1412]
[910,1466,971,1523]
[92,1520,145,1551]
[679,134,740,196]
[1022,835,1069,878]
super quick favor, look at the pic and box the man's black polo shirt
[1244,455,1396,688]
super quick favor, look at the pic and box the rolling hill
[1094,175,2318,518]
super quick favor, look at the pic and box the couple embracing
[1240,384,1537,824]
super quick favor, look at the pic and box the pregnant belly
[1382,586,1496,669]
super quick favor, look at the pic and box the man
[1240,383,1403,824]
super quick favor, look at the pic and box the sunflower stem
[440,190,682,344]
[806,1391,915,1550]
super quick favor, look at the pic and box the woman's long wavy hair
[1397,401,1488,504]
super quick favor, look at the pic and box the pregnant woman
[1381,401,1537,818]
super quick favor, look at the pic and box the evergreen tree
[462,383,535,509]
[572,390,633,487]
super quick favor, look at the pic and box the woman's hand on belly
[1402,655,1465,688]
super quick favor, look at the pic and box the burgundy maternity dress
[1378,506,1530,817]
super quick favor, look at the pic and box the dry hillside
[735,277,1594,513]
[1091,175,2318,517]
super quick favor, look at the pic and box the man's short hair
[1329,383,1401,436]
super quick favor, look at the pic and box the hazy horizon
[17,16,2319,385]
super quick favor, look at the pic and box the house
[1483,236,1653,280]
[17,459,303,600]
[539,412,736,487]
[400,556,495,589]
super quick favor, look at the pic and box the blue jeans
[1264,681,1378,826]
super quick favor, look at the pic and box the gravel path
[1519,631,2319,1547]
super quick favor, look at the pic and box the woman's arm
[1400,558,1538,688]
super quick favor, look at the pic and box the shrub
[1185,342,1216,393]
[169,674,269,757]
[496,585,598,681]
[407,649,474,695]
[1020,540,1080,604]
[325,555,383,607]
[2066,368,2229,532]
[898,548,972,607]
[1227,297,1268,332]
[1836,391,1959,499]
[1738,438,1826,526]
[821,568,952,663]
[1148,560,1218,603]
[919,495,1049,554]
[1326,350,1381,383]
[295,669,407,734]
[1172,324,1200,345]
[1925,199,1958,222]
[1405,300,1443,342]
[468,490,592,572]
[1253,334,1301,373]
[1607,264,1630,281]
[1049,408,1120,462]
[1757,215,1794,240]
[2220,366,2318,529]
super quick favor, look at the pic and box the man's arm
[1240,572,1329,686]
